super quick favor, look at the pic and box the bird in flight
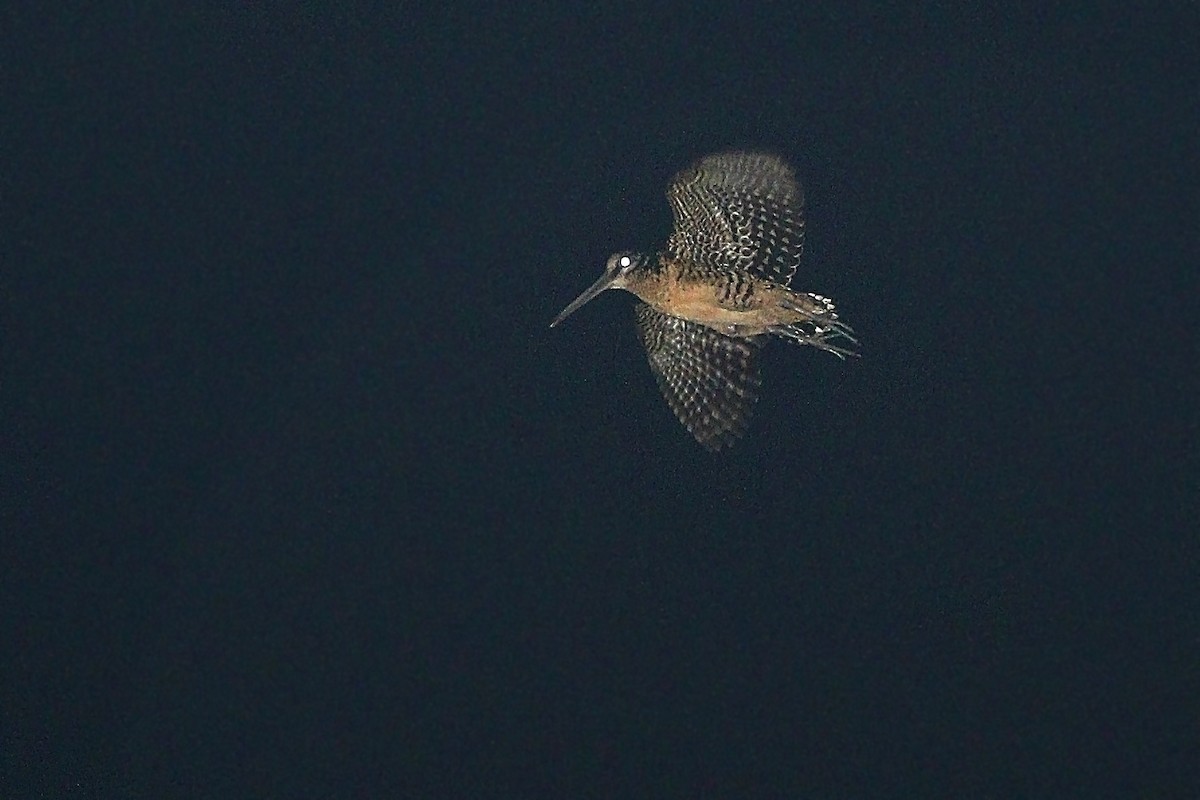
[551,151,857,450]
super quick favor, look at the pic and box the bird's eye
[620,256,631,268]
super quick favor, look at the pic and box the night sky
[4,5,1196,798]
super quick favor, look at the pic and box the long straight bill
[549,272,615,328]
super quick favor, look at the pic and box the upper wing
[636,303,763,451]
[665,151,805,288]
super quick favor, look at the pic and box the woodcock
[551,151,857,451]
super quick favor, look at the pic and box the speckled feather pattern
[665,152,805,289]
[636,304,764,451]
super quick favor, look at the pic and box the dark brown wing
[665,151,805,288]
[635,303,764,451]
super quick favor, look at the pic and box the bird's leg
[771,291,859,358]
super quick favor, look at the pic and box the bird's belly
[654,297,779,336]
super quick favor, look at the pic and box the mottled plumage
[666,151,805,289]
[636,304,764,451]
[551,151,856,450]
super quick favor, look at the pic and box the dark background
[4,4,1196,797]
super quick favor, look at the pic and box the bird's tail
[770,293,859,359]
